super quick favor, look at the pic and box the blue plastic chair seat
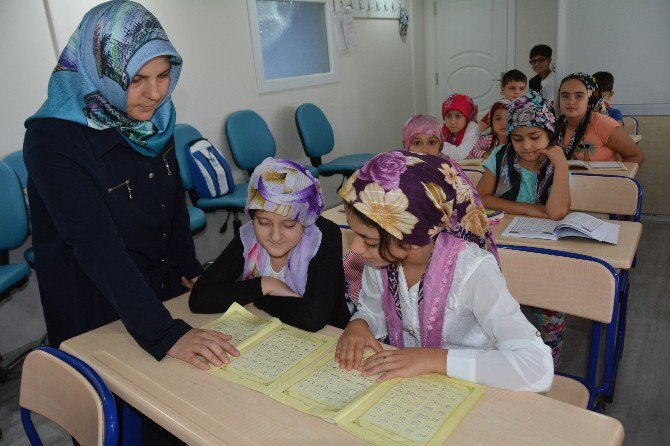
[304,165,320,179]
[196,183,249,210]
[187,206,206,233]
[23,247,34,266]
[317,153,375,176]
[0,263,30,291]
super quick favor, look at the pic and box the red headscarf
[441,94,478,146]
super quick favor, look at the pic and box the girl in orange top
[557,73,643,164]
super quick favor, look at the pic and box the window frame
[247,0,339,93]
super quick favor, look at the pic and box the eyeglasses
[529,57,548,65]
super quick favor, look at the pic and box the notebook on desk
[567,160,627,171]
[501,212,620,244]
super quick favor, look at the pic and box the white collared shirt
[352,241,554,392]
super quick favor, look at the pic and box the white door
[434,0,513,117]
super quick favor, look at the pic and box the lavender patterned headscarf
[340,151,498,348]
[240,158,324,295]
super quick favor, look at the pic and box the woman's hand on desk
[360,348,448,383]
[181,275,200,290]
[167,328,239,370]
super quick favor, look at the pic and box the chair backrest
[20,346,118,446]
[173,123,204,191]
[0,162,29,250]
[570,173,642,221]
[225,110,276,173]
[295,103,335,159]
[498,245,618,323]
[2,151,28,189]
[463,168,483,186]
[622,116,639,135]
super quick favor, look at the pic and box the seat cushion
[304,165,320,178]
[24,247,34,266]
[187,206,206,232]
[318,153,375,176]
[196,183,248,210]
[0,263,30,293]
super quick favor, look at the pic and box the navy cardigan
[24,118,203,359]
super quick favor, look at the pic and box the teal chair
[2,151,34,265]
[225,110,320,178]
[0,161,31,384]
[174,123,248,236]
[295,103,374,177]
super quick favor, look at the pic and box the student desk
[323,205,641,269]
[61,295,624,446]
[455,160,639,178]
[568,162,639,178]
[491,215,642,269]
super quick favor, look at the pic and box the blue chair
[295,103,374,177]
[20,346,119,446]
[174,123,248,236]
[0,162,32,384]
[2,151,34,265]
[0,161,30,297]
[225,109,320,178]
[498,245,620,411]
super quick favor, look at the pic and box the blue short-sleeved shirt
[483,145,570,204]
[608,108,624,123]
[483,145,538,204]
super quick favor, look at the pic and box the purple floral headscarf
[402,115,444,149]
[339,151,496,252]
[245,157,323,227]
[340,151,498,349]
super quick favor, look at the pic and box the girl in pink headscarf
[441,93,481,160]
[402,114,444,156]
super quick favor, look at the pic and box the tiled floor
[1,220,669,445]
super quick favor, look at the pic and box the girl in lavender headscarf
[190,158,351,331]
[336,151,553,391]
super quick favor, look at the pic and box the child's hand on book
[360,348,448,383]
[167,328,240,371]
[336,319,383,371]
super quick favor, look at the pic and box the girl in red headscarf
[441,93,481,160]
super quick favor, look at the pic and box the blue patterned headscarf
[25,1,182,157]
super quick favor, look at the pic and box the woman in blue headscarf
[24,1,237,374]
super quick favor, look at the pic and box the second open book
[202,303,485,446]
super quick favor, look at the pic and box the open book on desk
[501,212,620,244]
[202,303,485,446]
[567,160,627,171]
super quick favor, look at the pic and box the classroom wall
[560,0,670,115]
[514,0,557,79]
[0,0,426,354]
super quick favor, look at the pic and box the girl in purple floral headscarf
[190,157,351,331]
[336,151,553,392]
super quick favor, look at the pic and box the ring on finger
[382,355,388,363]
